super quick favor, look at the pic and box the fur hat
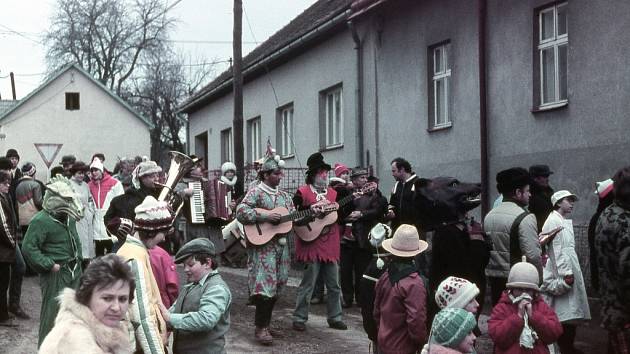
[90,158,104,172]
[333,163,349,178]
[221,161,237,174]
[5,149,19,160]
[0,157,12,171]
[306,152,331,176]
[430,308,476,348]
[69,161,89,175]
[175,238,216,264]
[551,190,578,206]
[496,167,530,194]
[21,162,36,176]
[435,277,480,310]
[381,224,428,257]
[506,256,540,291]
[595,179,614,199]
[133,196,173,231]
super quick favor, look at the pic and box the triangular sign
[34,143,63,168]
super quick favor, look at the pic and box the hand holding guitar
[262,212,282,225]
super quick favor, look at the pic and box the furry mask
[416,176,481,227]
[43,175,83,221]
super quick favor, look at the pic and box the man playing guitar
[291,152,347,332]
[235,147,293,346]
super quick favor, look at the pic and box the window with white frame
[430,42,451,128]
[537,2,568,107]
[220,128,232,163]
[322,86,343,147]
[277,105,294,157]
[247,117,261,163]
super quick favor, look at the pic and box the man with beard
[484,167,541,305]
[292,152,347,332]
[528,164,555,231]
[236,147,293,345]
[22,175,83,346]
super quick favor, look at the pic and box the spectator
[68,162,96,266]
[0,171,19,324]
[421,308,477,354]
[587,178,614,293]
[528,165,555,232]
[88,158,123,256]
[60,155,77,178]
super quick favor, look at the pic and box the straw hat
[381,224,428,257]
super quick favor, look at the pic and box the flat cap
[174,238,216,264]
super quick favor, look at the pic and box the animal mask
[416,176,481,227]
[43,175,83,221]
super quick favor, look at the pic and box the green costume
[21,176,83,347]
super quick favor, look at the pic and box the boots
[254,326,272,345]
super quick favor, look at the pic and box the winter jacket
[0,193,17,263]
[389,174,430,232]
[348,189,388,249]
[105,186,159,226]
[541,211,590,322]
[374,268,428,354]
[39,288,132,354]
[594,202,630,330]
[117,235,167,354]
[89,173,124,241]
[148,245,179,308]
[70,178,96,259]
[488,291,562,354]
[484,201,541,279]
[15,176,44,226]
[528,184,554,232]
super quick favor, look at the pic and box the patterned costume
[22,175,83,347]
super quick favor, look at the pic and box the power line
[0,24,43,45]
[167,39,259,45]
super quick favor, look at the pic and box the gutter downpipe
[180,9,352,113]
[348,20,365,167]
[479,0,490,216]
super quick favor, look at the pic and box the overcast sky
[0,0,318,99]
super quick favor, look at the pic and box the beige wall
[0,67,151,181]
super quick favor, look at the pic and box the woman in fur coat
[39,254,134,354]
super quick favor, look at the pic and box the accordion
[206,179,232,221]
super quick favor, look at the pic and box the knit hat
[435,277,480,310]
[69,161,89,175]
[594,178,614,199]
[430,308,477,348]
[132,159,162,189]
[369,223,392,269]
[221,161,237,174]
[5,149,19,160]
[21,162,36,177]
[174,238,216,264]
[506,256,540,291]
[133,196,174,231]
[0,157,12,171]
[496,167,530,194]
[382,224,428,257]
[550,190,578,206]
[333,163,349,178]
[90,158,104,172]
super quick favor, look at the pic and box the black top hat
[529,165,554,177]
[306,152,331,175]
[496,167,530,194]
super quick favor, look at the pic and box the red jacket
[374,271,427,354]
[488,291,562,354]
[148,246,179,308]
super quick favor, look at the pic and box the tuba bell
[157,151,196,214]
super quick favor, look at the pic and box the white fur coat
[39,288,132,354]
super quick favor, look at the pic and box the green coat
[22,210,83,347]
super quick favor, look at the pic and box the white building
[0,64,153,181]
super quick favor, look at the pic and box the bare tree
[45,0,175,95]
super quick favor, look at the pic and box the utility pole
[10,72,16,100]
[233,0,245,196]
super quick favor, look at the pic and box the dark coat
[105,186,159,224]
[349,190,388,249]
[389,175,430,232]
[0,194,17,263]
[528,183,554,232]
[359,257,388,342]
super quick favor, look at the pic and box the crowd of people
[0,145,627,354]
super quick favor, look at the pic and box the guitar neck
[279,208,315,223]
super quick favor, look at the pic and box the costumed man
[159,238,232,354]
[117,196,171,354]
[88,157,124,256]
[359,223,393,351]
[340,167,387,308]
[22,175,84,347]
[292,152,347,332]
[68,161,96,267]
[235,147,292,345]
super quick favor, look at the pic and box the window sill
[531,100,568,113]
[320,144,344,152]
[427,122,452,133]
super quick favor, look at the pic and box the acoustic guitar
[294,182,377,242]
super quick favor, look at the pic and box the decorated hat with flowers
[260,140,285,172]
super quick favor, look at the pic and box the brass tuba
[157,151,196,215]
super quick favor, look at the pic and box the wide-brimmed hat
[381,224,428,257]
[306,152,331,175]
[506,256,540,291]
[529,164,554,177]
[551,190,578,206]
[351,167,368,178]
